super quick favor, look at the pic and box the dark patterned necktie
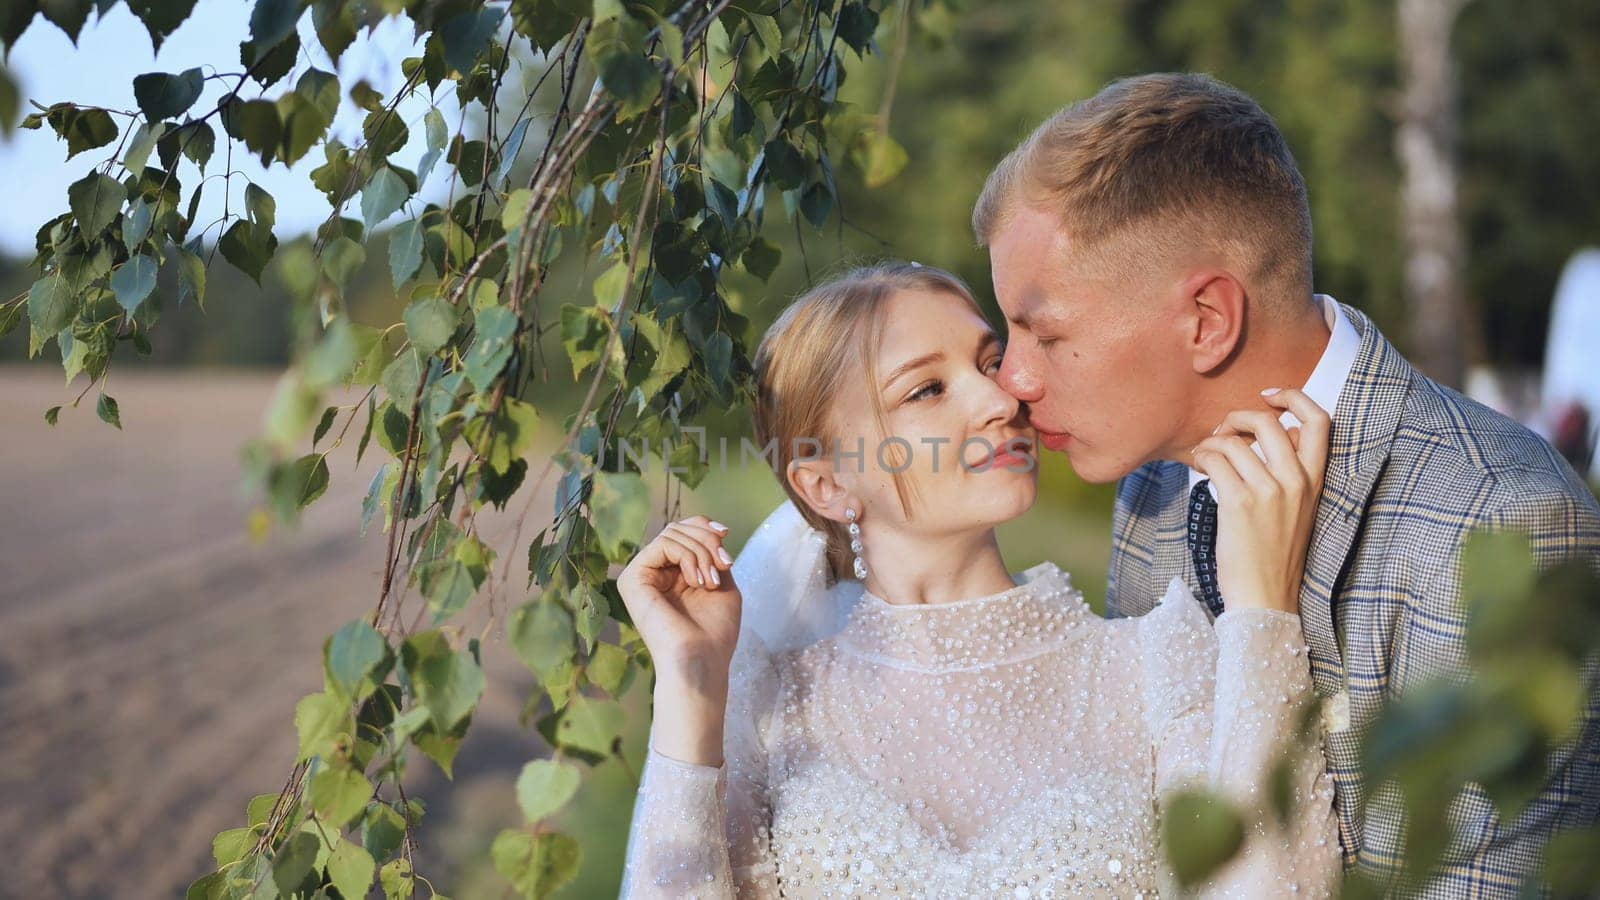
[1187,479,1225,617]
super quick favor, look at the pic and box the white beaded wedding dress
[620,503,1342,898]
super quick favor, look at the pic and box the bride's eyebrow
[881,351,944,393]
[880,331,1006,392]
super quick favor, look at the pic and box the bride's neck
[859,527,1016,607]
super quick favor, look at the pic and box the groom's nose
[997,347,1044,403]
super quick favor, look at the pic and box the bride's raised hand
[617,515,743,687]
[1191,388,1331,615]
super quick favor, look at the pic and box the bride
[615,261,1342,898]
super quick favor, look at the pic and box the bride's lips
[968,438,1036,471]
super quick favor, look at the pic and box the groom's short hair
[973,73,1312,302]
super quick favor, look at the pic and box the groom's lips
[1035,428,1073,452]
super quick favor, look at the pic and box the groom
[975,73,1600,896]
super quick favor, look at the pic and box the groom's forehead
[998,282,1071,329]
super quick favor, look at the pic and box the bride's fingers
[678,514,730,537]
[664,523,729,586]
[1193,445,1247,501]
[1215,409,1300,478]
[1195,435,1276,494]
[1262,388,1331,479]
[666,521,735,569]
[657,532,714,588]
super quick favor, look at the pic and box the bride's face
[830,288,1038,532]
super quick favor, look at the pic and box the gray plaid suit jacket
[1106,301,1600,897]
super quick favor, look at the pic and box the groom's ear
[1185,270,1246,375]
[786,459,852,524]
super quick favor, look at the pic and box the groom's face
[988,205,1198,483]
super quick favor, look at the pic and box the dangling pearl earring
[846,506,868,580]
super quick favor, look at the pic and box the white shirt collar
[1187,293,1360,496]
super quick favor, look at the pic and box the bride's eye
[983,356,1003,375]
[907,380,944,403]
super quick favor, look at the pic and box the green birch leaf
[328,839,376,900]
[439,6,506,75]
[462,305,516,391]
[491,830,581,899]
[218,220,277,284]
[303,315,359,389]
[249,0,300,50]
[325,619,391,701]
[508,594,575,680]
[27,275,78,357]
[388,218,425,288]
[741,236,780,281]
[361,166,409,232]
[180,120,215,173]
[308,763,373,828]
[245,182,276,228]
[110,253,159,314]
[380,857,415,899]
[555,694,625,756]
[122,197,154,247]
[312,405,337,446]
[402,633,484,733]
[322,235,366,289]
[211,827,255,868]
[295,690,351,762]
[381,346,423,408]
[462,395,538,475]
[68,171,124,237]
[359,462,390,538]
[559,303,611,380]
[591,259,629,308]
[122,121,166,174]
[515,759,581,823]
[313,0,359,63]
[271,831,320,895]
[96,392,121,429]
[176,243,207,308]
[570,583,608,652]
[133,67,205,119]
[362,803,407,863]
[56,107,118,159]
[1162,788,1246,889]
[588,642,633,697]
[403,296,458,356]
[128,0,199,52]
[589,471,649,561]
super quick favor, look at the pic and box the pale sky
[0,1,487,258]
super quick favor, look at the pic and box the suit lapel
[1297,302,1414,697]
[1152,463,1195,599]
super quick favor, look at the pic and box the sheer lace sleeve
[1140,578,1342,898]
[620,627,784,899]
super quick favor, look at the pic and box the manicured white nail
[709,520,729,533]
[709,568,721,587]
[1261,387,1282,396]
[716,547,733,565]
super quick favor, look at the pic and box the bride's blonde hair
[752,260,987,583]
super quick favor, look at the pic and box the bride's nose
[973,374,1023,430]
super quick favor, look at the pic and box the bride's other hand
[617,515,743,765]
[618,515,744,680]
[1191,388,1331,615]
